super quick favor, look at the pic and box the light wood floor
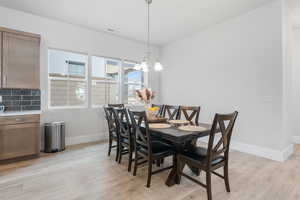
[0,142,300,200]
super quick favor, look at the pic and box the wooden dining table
[148,123,213,187]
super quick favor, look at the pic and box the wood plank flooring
[0,142,299,200]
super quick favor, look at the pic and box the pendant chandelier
[134,0,163,72]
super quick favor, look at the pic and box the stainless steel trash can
[44,122,65,153]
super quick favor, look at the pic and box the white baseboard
[65,134,295,162]
[66,133,106,146]
[281,144,294,161]
[198,137,293,162]
[293,136,300,144]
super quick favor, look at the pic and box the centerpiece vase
[145,100,155,120]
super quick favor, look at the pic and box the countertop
[0,110,42,117]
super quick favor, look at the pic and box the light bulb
[154,62,163,71]
[141,61,149,72]
[134,63,142,70]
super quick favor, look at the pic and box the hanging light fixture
[154,62,163,71]
[136,0,163,72]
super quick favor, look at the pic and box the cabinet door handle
[15,118,24,122]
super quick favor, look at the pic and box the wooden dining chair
[176,111,238,200]
[108,104,125,108]
[151,104,165,117]
[113,108,134,172]
[178,106,201,125]
[103,107,120,162]
[162,105,180,120]
[128,110,175,188]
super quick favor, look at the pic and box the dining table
[148,122,213,187]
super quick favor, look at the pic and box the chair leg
[156,159,161,167]
[161,158,164,164]
[108,138,112,156]
[224,163,231,192]
[133,152,138,176]
[115,141,119,162]
[146,159,152,188]
[118,145,123,164]
[206,171,212,200]
[128,147,133,172]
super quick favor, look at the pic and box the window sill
[90,103,145,108]
[48,106,88,110]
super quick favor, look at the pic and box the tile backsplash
[0,89,41,111]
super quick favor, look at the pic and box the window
[48,49,87,108]
[48,49,147,108]
[91,56,121,106]
[122,61,144,104]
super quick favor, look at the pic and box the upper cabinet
[0,27,40,89]
[0,32,2,85]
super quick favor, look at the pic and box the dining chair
[176,111,238,200]
[108,103,125,108]
[178,106,201,125]
[162,105,180,120]
[104,107,120,162]
[113,108,134,172]
[151,104,165,117]
[128,110,175,188]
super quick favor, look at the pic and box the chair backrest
[151,104,164,117]
[128,110,152,156]
[107,103,125,108]
[108,104,125,108]
[103,107,118,135]
[113,108,132,140]
[163,105,180,120]
[207,111,238,165]
[178,106,201,125]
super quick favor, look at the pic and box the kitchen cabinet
[0,32,2,85]
[0,114,40,161]
[0,27,40,89]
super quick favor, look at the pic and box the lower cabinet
[0,115,40,161]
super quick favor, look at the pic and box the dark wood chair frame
[178,106,201,125]
[128,110,175,188]
[104,107,120,162]
[113,108,134,172]
[162,105,180,120]
[151,104,165,117]
[177,111,238,200]
[108,104,125,108]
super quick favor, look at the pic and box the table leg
[189,166,201,176]
[165,142,186,186]
[186,138,201,176]
[165,153,184,186]
[165,139,200,187]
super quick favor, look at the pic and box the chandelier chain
[147,0,150,61]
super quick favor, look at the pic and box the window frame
[122,60,146,105]
[47,48,148,110]
[90,55,122,108]
[47,48,89,110]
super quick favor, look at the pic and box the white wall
[281,0,295,149]
[291,28,300,143]
[161,1,292,161]
[0,6,161,145]
[287,0,300,144]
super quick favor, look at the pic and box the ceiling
[0,0,275,45]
